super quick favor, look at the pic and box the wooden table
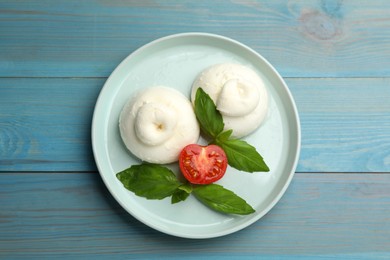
[1,1,389,258]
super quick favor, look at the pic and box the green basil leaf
[193,184,255,215]
[171,189,190,204]
[194,87,224,138]
[177,182,193,193]
[215,129,233,143]
[171,183,193,204]
[116,164,181,200]
[216,138,269,172]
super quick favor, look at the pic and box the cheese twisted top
[120,86,200,164]
[191,63,268,138]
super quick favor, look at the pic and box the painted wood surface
[1,0,390,77]
[1,172,389,258]
[0,0,389,258]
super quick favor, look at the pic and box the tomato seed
[212,166,220,175]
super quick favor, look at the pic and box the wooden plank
[0,172,389,258]
[288,78,390,172]
[1,1,390,77]
[0,78,103,171]
[1,77,390,172]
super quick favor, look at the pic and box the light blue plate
[92,33,300,238]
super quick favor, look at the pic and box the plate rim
[91,32,301,239]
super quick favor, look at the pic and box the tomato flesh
[179,144,227,184]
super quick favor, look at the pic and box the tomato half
[179,144,228,184]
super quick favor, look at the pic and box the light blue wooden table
[1,1,389,259]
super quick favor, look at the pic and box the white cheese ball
[119,86,200,164]
[191,63,268,138]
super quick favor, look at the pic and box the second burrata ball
[119,86,200,164]
[191,63,268,138]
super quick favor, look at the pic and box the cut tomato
[179,144,228,184]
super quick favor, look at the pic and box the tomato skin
[179,144,228,184]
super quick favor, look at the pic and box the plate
[91,33,300,239]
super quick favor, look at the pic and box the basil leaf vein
[215,129,233,143]
[193,184,255,215]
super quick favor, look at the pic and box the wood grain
[0,172,389,258]
[1,77,390,172]
[287,77,390,172]
[1,1,390,258]
[0,78,103,171]
[1,0,390,77]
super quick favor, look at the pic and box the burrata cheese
[119,86,200,164]
[191,63,268,138]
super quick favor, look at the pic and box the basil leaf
[116,164,181,200]
[171,190,190,204]
[194,87,224,138]
[193,184,255,215]
[216,138,269,172]
[171,183,193,204]
[215,129,233,143]
[177,182,193,193]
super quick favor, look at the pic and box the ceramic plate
[92,33,300,239]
